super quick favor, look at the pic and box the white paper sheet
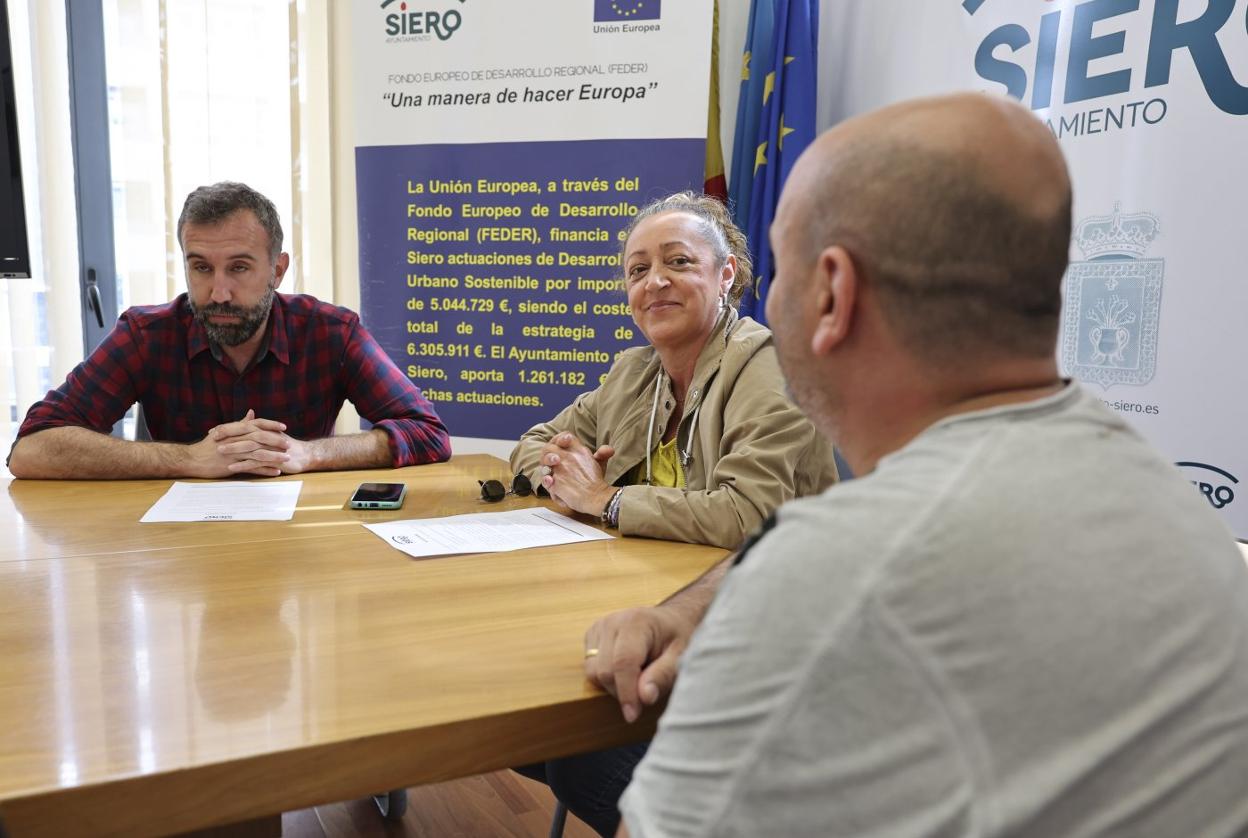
[364,508,612,558]
[140,481,303,523]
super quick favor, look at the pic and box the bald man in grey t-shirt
[621,384,1248,836]
[582,93,1248,838]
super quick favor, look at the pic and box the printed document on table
[140,481,303,523]
[365,508,612,558]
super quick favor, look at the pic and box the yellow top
[629,437,686,488]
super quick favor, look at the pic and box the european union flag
[728,0,775,234]
[594,0,661,22]
[731,0,818,326]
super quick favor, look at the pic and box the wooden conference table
[0,455,726,837]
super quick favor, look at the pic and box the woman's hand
[540,432,618,516]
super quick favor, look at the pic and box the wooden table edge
[0,692,658,838]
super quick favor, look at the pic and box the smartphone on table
[349,482,407,510]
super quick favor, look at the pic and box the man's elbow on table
[7,434,49,479]
[426,427,453,464]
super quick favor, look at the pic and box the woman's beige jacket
[510,314,838,549]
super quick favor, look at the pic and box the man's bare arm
[8,410,301,480]
[274,428,394,474]
[8,426,240,480]
[661,552,732,621]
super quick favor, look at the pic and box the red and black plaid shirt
[15,293,451,467]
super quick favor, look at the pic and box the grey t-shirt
[620,384,1248,837]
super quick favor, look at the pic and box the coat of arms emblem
[1060,203,1163,389]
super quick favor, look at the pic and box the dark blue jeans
[515,742,650,837]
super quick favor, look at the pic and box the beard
[773,329,839,438]
[191,283,277,347]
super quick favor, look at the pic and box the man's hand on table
[583,556,733,723]
[189,409,309,477]
[583,603,699,724]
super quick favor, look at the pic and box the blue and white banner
[351,0,714,440]
[816,0,1248,539]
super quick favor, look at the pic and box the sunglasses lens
[479,479,506,502]
[512,473,532,496]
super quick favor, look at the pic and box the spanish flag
[704,0,727,201]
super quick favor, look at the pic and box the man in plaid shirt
[8,182,450,479]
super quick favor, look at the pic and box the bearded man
[8,182,450,479]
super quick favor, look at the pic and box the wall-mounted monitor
[0,0,31,279]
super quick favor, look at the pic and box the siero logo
[381,0,465,42]
[962,0,1248,121]
[1177,461,1238,510]
[1060,203,1163,389]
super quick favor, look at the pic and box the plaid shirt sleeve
[344,319,451,467]
[15,312,145,439]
